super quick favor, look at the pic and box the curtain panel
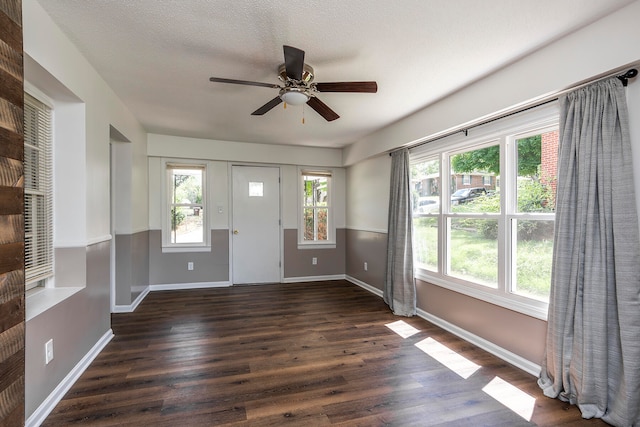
[384,149,416,317]
[538,78,640,426]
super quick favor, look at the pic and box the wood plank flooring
[42,280,607,426]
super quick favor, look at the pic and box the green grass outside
[413,217,552,300]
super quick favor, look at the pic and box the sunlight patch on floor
[414,337,481,379]
[385,320,420,338]
[482,376,536,421]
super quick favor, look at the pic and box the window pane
[411,158,440,213]
[249,181,263,197]
[303,176,328,207]
[516,131,557,213]
[171,168,202,205]
[413,216,438,271]
[512,219,554,301]
[450,145,499,213]
[316,208,328,241]
[171,206,204,244]
[448,218,498,287]
[303,208,328,241]
[303,208,314,240]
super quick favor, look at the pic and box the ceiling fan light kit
[279,88,309,105]
[209,45,377,121]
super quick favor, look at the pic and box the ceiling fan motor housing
[278,63,315,83]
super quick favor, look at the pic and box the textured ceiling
[36,0,633,148]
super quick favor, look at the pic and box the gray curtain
[538,78,640,426]
[384,148,416,316]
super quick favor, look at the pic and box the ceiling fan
[209,45,377,121]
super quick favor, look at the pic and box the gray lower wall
[345,227,546,365]
[55,246,87,287]
[416,280,547,365]
[25,240,111,418]
[115,231,150,305]
[283,228,346,278]
[148,229,229,285]
[345,228,387,290]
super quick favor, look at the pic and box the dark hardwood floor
[42,280,606,426]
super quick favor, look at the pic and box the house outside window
[411,108,558,319]
[24,92,53,290]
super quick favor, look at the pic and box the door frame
[228,163,283,284]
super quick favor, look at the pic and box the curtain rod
[389,67,638,156]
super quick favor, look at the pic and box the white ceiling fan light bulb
[280,89,309,106]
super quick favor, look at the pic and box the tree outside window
[168,166,204,244]
[302,174,329,241]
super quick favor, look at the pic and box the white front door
[231,166,281,284]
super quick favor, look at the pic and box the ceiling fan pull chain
[302,104,305,124]
[284,102,287,109]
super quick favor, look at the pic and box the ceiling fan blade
[251,96,283,115]
[283,45,305,80]
[209,77,280,89]
[315,81,378,93]
[307,97,340,122]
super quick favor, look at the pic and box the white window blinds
[24,93,53,288]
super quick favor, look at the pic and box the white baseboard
[26,329,114,427]
[149,281,231,291]
[345,275,383,297]
[345,276,540,377]
[416,308,541,377]
[112,286,150,313]
[282,274,346,283]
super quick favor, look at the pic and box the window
[300,170,333,246]
[411,108,558,318]
[164,162,207,249]
[24,93,53,290]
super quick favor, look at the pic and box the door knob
[233,229,239,235]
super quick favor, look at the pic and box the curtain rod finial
[618,68,638,87]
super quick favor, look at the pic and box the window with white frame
[164,162,207,248]
[411,108,558,318]
[300,170,333,245]
[24,92,53,290]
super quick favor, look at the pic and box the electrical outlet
[312,257,318,265]
[45,339,54,364]
[364,262,368,271]
[188,262,194,270]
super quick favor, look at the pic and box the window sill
[26,286,83,322]
[415,270,548,321]
[297,242,337,250]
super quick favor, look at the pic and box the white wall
[23,0,149,421]
[148,134,346,235]
[344,0,640,166]
[345,0,640,235]
[346,154,390,233]
[148,133,342,167]
[24,0,148,241]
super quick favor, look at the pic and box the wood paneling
[43,281,604,426]
[0,0,24,425]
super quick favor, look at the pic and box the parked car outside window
[414,196,440,214]
[451,187,487,205]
